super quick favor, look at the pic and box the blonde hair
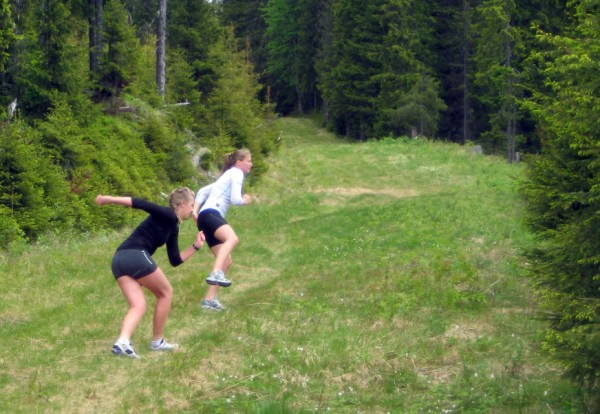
[222,148,251,173]
[169,187,194,210]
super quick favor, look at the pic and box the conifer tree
[522,0,600,403]
[0,0,16,109]
[0,0,15,74]
[264,0,319,114]
[88,0,104,76]
[373,0,444,138]
[221,0,269,77]
[321,0,384,139]
[472,0,522,162]
[15,0,86,117]
[168,0,221,99]
[205,28,276,176]
[432,0,477,143]
[98,0,141,104]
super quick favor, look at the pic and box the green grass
[0,117,585,413]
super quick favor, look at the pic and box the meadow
[0,117,584,413]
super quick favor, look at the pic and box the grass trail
[0,117,583,413]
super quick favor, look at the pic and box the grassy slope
[0,117,582,413]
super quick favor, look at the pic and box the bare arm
[95,195,133,207]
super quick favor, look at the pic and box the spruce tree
[0,0,15,73]
[522,0,600,403]
[321,0,384,140]
[373,0,444,138]
[472,0,522,162]
[0,0,16,109]
[98,0,141,104]
[264,0,320,114]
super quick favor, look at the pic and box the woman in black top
[96,188,204,359]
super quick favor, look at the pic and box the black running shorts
[111,249,158,280]
[197,209,228,248]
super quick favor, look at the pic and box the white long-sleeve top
[195,167,245,218]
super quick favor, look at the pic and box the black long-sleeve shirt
[116,198,184,267]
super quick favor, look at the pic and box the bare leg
[212,224,238,271]
[117,276,147,342]
[138,267,173,341]
[205,240,234,301]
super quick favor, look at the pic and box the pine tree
[0,0,15,73]
[472,0,522,162]
[432,0,478,143]
[88,0,104,76]
[15,0,87,117]
[0,0,16,112]
[221,0,269,78]
[168,0,222,99]
[522,0,600,403]
[98,0,141,104]
[321,0,385,139]
[205,28,276,176]
[373,0,445,138]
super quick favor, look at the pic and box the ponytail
[221,148,251,174]
[169,187,194,210]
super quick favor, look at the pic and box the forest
[0,0,599,406]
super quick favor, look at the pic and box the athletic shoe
[112,342,141,359]
[150,338,179,352]
[205,270,232,287]
[201,298,226,311]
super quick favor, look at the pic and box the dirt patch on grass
[441,322,486,342]
[314,187,419,198]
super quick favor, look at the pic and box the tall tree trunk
[296,84,303,114]
[317,0,333,121]
[89,0,103,75]
[461,0,469,145]
[504,27,516,163]
[156,0,167,97]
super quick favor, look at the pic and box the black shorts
[197,209,228,248]
[111,249,158,280]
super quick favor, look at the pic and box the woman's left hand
[195,231,205,248]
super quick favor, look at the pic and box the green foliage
[98,0,142,102]
[0,117,586,413]
[319,0,445,141]
[377,75,447,138]
[0,120,75,240]
[373,0,445,138]
[0,0,282,248]
[126,38,164,107]
[321,0,384,139]
[521,0,600,396]
[13,1,88,118]
[0,0,16,72]
[264,0,319,114]
[0,204,24,247]
[139,110,196,184]
[204,29,278,176]
[472,0,524,161]
[168,0,222,80]
[37,95,91,175]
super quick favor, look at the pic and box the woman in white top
[194,149,253,310]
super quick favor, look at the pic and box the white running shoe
[150,338,179,352]
[205,270,232,287]
[112,342,141,359]
[201,298,226,311]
